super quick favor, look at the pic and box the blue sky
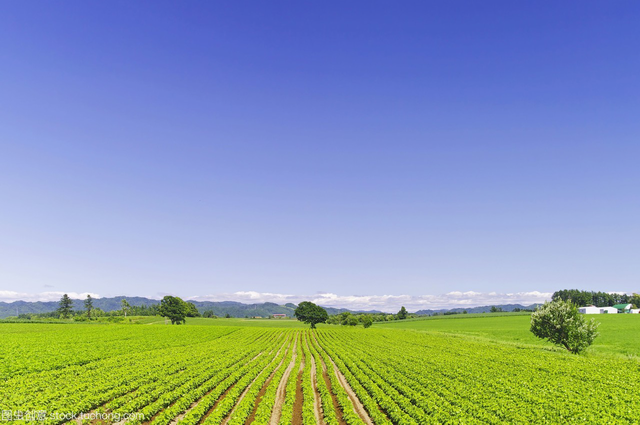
[1,1,638,309]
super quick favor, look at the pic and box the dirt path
[312,335,373,425]
[307,343,323,425]
[169,398,198,424]
[244,341,293,425]
[221,338,289,425]
[168,351,265,425]
[292,334,305,425]
[188,349,269,425]
[156,336,281,425]
[316,349,347,425]
[327,356,373,425]
[198,382,235,424]
[269,338,298,425]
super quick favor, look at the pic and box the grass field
[2,314,640,424]
[184,317,310,328]
[375,312,640,358]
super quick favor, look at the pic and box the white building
[630,309,640,314]
[600,307,618,314]
[579,306,601,314]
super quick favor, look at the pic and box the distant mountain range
[415,303,540,315]
[0,296,382,319]
[0,296,540,319]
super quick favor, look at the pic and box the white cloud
[189,290,553,312]
[0,291,100,303]
[0,289,553,311]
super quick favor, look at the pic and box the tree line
[552,289,640,308]
[325,306,413,327]
[16,295,162,321]
[16,294,203,323]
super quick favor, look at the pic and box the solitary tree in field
[121,299,131,317]
[159,295,187,324]
[294,301,328,329]
[397,306,408,320]
[58,294,73,319]
[84,295,94,320]
[530,300,599,354]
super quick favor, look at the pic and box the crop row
[1,328,281,425]
[131,332,286,425]
[0,324,237,380]
[277,332,303,425]
[305,334,338,425]
[199,333,292,425]
[316,328,640,424]
[250,331,297,424]
[111,330,275,418]
[174,332,287,425]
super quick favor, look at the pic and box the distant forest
[552,289,639,308]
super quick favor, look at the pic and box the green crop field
[2,316,640,424]
[375,313,640,358]
[131,316,309,328]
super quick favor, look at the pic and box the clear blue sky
[1,1,638,307]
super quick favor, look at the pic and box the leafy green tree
[91,308,106,318]
[159,296,187,324]
[345,316,359,326]
[361,316,373,328]
[121,299,131,317]
[84,295,94,320]
[397,306,408,320]
[126,304,159,316]
[490,306,503,313]
[325,314,340,325]
[294,301,328,329]
[57,294,73,319]
[184,301,201,317]
[530,300,599,354]
[224,313,231,318]
[202,310,216,318]
[336,312,352,325]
